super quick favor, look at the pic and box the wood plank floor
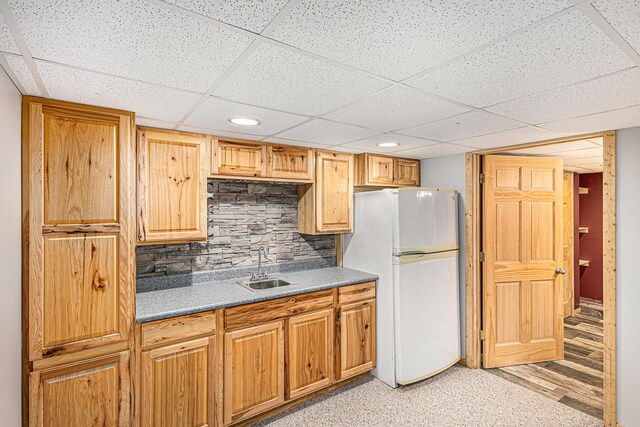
[488,298,604,420]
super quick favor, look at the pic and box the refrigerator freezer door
[393,250,460,384]
[393,189,458,255]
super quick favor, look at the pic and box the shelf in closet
[579,187,589,195]
[579,227,589,234]
[579,259,590,267]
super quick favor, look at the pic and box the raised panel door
[338,300,376,380]
[25,99,135,362]
[267,145,312,181]
[29,351,130,426]
[367,154,394,185]
[286,309,333,399]
[212,139,265,177]
[315,151,353,233]
[394,158,420,186]
[141,337,215,427]
[137,129,207,243]
[223,320,284,425]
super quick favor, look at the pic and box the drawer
[225,290,334,330]
[140,311,216,348]
[338,282,376,305]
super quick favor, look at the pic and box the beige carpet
[255,366,602,427]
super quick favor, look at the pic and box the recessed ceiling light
[377,142,399,148]
[228,117,260,126]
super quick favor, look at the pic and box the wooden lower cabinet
[223,321,285,425]
[141,337,215,427]
[286,309,334,400]
[29,351,131,426]
[337,300,376,380]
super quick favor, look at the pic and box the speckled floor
[255,366,602,427]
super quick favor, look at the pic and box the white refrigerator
[343,188,461,387]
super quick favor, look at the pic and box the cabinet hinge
[479,173,485,184]
[479,251,486,262]
[480,330,486,341]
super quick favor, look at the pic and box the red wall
[578,173,603,301]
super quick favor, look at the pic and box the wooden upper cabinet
[298,150,354,235]
[355,153,420,187]
[137,128,208,243]
[141,337,215,427]
[211,138,266,177]
[23,98,135,361]
[267,145,313,181]
[29,351,131,426]
[224,320,285,425]
[337,299,376,380]
[394,158,420,186]
[286,309,334,400]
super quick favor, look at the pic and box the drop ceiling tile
[455,127,562,149]
[0,12,19,54]
[541,104,640,135]
[392,143,474,159]
[179,124,265,141]
[594,0,640,54]
[326,145,365,154]
[8,0,253,92]
[276,119,381,145]
[35,61,201,122]
[340,133,438,153]
[398,111,521,142]
[136,117,176,130]
[185,96,308,136]
[263,137,331,148]
[161,0,289,32]
[509,140,600,155]
[215,43,387,116]
[409,11,634,107]
[487,68,640,124]
[325,86,469,131]
[269,0,573,80]
[3,54,40,95]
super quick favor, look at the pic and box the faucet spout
[251,246,271,281]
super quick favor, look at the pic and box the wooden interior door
[223,321,284,425]
[141,337,214,427]
[286,309,334,399]
[483,155,564,368]
[562,171,575,318]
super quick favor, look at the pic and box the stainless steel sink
[238,278,292,291]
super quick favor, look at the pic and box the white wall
[0,68,22,424]
[421,154,467,357]
[616,127,640,426]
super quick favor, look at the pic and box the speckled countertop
[136,267,378,323]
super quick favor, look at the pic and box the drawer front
[225,290,334,330]
[338,282,376,305]
[141,312,216,348]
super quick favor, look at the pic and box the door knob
[555,267,566,275]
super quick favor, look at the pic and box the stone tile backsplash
[136,181,336,277]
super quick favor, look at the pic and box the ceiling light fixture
[228,117,260,126]
[377,142,399,147]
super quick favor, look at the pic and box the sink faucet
[251,247,271,281]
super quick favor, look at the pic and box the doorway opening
[464,132,616,425]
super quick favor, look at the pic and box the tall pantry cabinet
[22,97,136,426]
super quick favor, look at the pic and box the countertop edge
[135,271,378,323]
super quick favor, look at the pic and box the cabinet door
[394,158,420,186]
[25,99,134,361]
[224,321,284,425]
[29,351,130,426]
[367,154,395,185]
[141,337,215,427]
[137,129,208,243]
[267,145,313,181]
[338,300,376,380]
[211,139,266,177]
[315,151,354,233]
[286,309,334,400]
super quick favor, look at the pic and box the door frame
[464,131,617,426]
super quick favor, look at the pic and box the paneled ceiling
[501,137,604,173]
[1,0,639,159]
